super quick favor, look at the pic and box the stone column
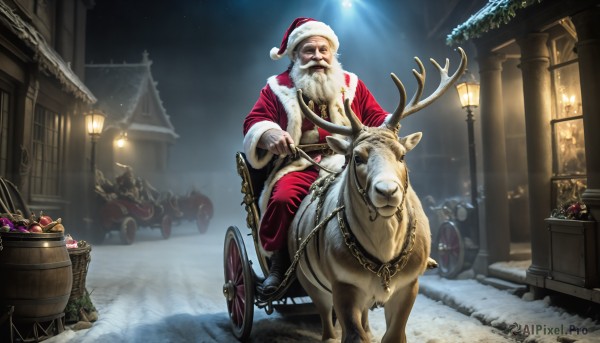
[573,7,600,222]
[473,50,511,275]
[518,33,552,284]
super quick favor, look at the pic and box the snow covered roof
[85,52,178,139]
[446,0,544,45]
[0,2,96,104]
[85,63,147,121]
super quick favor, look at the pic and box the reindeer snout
[374,182,399,198]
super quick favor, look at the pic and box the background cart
[163,189,214,234]
[93,167,172,245]
[426,197,480,278]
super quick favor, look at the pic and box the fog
[67,2,545,340]
[85,0,521,223]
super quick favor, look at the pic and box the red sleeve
[350,79,389,127]
[243,85,287,136]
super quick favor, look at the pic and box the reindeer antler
[297,89,363,137]
[385,47,468,131]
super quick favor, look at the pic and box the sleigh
[222,152,314,340]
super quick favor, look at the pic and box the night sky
[86,0,476,201]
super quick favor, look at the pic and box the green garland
[65,289,96,323]
[447,0,544,45]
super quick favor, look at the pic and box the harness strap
[260,205,344,302]
[291,145,338,174]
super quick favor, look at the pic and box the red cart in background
[168,189,213,234]
[93,166,213,245]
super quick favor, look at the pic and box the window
[0,90,10,176]
[141,97,150,116]
[549,19,586,208]
[31,105,64,196]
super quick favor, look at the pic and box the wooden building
[84,51,178,189]
[447,0,600,302]
[0,0,96,230]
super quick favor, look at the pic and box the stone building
[447,0,600,302]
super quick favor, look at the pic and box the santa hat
[269,17,339,61]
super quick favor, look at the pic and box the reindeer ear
[326,135,351,155]
[400,132,422,152]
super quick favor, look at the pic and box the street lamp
[85,111,105,173]
[455,71,480,210]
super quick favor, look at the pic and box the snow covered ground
[41,216,599,343]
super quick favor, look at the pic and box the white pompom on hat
[269,17,339,60]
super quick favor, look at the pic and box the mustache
[297,60,331,70]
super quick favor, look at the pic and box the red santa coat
[243,69,390,215]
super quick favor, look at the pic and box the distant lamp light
[342,0,353,8]
[455,71,480,109]
[85,111,106,138]
[115,131,128,149]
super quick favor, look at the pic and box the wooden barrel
[0,232,73,319]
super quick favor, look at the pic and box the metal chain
[309,173,339,227]
[267,205,345,297]
[337,207,417,293]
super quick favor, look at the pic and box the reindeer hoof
[427,257,438,269]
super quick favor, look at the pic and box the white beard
[290,56,345,103]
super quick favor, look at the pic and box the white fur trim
[274,21,339,60]
[300,126,320,143]
[267,76,303,144]
[270,47,283,60]
[243,121,281,169]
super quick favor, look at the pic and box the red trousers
[260,167,319,252]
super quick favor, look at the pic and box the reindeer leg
[296,272,336,341]
[332,282,370,343]
[361,307,372,341]
[382,280,419,343]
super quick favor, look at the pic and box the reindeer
[288,48,467,343]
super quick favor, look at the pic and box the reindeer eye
[354,154,365,165]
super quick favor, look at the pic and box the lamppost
[455,71,480,210]
[84,111,105,173]
[83,110,105,239]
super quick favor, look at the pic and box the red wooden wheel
[436,221,465,278]
[223,226,254,340]
[161,214,172,239]
[120,216,137,245]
